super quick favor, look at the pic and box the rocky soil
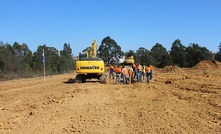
[0,61,221,134]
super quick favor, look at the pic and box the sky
[0,0,221,56]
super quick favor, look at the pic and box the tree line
[0,37,220,80]
[98,36,221,68]
[0,41,74,80]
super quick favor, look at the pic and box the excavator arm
[89,40,97,58]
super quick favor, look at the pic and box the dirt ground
[0,61,221,134]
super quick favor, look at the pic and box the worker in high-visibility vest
[145,65,151,84]
[121,65,127,84]
[137,64,142,82]
[128,66,133,84]
[142,65,146,81]
[109,64,114,79]
[150,64,153,80]
[114,65,121,85]
[132,63,137,79]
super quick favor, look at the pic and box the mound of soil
[193,60,221,70]
[161,66,183,73]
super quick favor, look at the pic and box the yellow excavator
[125,55,134,65]
[75,40,107,83]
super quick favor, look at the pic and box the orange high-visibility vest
[122,68,127,75]
[115,68,121,73]
[110,65,114,70]
[146,67,151,73]
[128,68,133,76]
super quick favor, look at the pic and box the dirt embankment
[160,66,183,73]
[193,60,221,70]
[0,61,221,134]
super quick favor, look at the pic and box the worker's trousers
[116,73,121,84]
[137,71,142,82]
[146,72,151,84]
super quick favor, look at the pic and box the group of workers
[109,63,153,85]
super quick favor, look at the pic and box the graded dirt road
[0,61,221,134]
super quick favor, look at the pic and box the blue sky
[1,0,220,56]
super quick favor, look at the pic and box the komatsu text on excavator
[75,40,107,83]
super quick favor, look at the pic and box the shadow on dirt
[64,79,100,84]
[64,78,76,84]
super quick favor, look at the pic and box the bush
[215,51,221,62]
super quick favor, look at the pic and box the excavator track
[75,74,106,84]
[75,74,86,83]
[99,74,107,84]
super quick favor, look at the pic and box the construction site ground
[0,60,221,134]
